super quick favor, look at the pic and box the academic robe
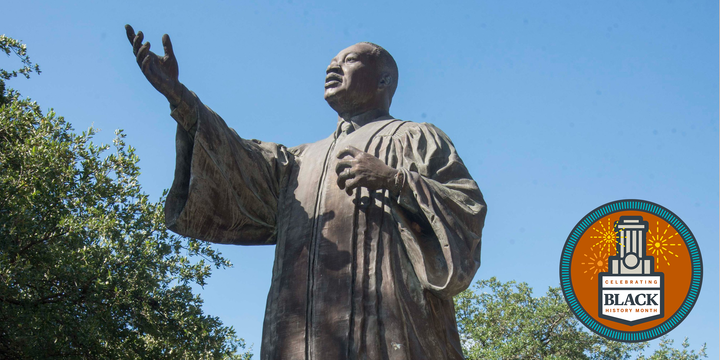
[164,89,487,360]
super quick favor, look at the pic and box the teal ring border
[559,199,703,342]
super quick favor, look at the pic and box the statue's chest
[291,121,396,212]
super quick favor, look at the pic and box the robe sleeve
[390,122,487,299]
[164,86,293,245]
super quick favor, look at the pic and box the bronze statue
[125,25,487,360]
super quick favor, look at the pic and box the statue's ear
[378,73,393,90]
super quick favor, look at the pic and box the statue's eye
[345,56,357,63]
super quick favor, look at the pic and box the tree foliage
[0,35,252,359]
[0,34,40,107]
[454,277,706,360]
[637,337,707,360]
[0,35,40,81]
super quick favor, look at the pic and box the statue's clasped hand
[335,146,401,196]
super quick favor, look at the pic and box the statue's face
[324,43,382,115]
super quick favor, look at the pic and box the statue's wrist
[167,81,185,107]
[387,169,405,197]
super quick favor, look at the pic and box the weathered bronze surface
[125,25,487,360]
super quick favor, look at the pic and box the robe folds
[164,90,487,360]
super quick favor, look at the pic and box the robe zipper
[305,137,337,360]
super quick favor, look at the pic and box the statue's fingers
[162,34,179,78]
[125,24,136,45]
[334,159,354,174]
[137,42,150,67]
[336,146,361,159]
[162,34,175,59]
[133,31,144,56]
[336,168,355,189]
[344,178,360,195]
[141,53,153,74]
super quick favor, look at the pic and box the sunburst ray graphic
[589,218,619,256]
[580,249,608,280]
[647,220,683,269]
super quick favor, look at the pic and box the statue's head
[324,42,398,117]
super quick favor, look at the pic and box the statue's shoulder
[391,120,454,143]
[287,134,335,157]
[288,143,308,157]
[359,118,426,137]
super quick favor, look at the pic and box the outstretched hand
[335,146,399,196]
[125,24,182,105]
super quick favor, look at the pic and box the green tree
[0,35,252,359]
[0,35,40,106]
[455,277,706,360]
[637,337,707,360]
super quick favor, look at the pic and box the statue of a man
[125,25,486,360]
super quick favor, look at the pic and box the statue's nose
[326,61,341,74]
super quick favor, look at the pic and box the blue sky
[4,0,717,356]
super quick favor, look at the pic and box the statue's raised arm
[124,25,293,246]
[125,24,182,106]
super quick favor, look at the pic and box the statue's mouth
[325,74,342,88]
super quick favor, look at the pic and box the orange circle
[569,210,692,332]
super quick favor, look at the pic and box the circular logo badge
[560,200,703,342]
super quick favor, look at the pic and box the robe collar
[334,110,393,139]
